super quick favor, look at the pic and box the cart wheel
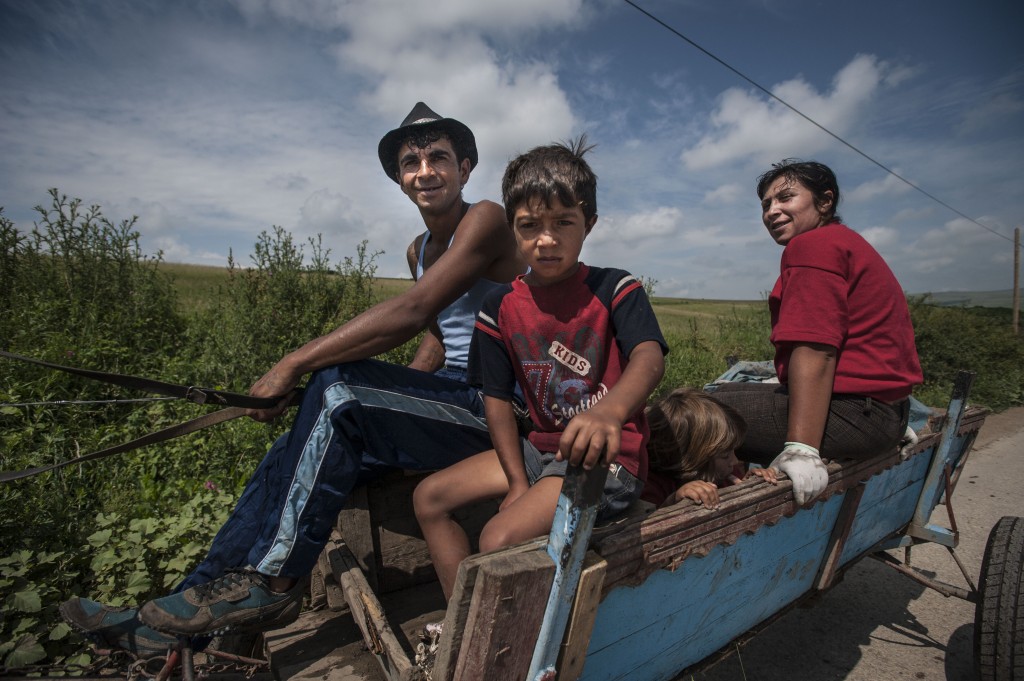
[975,516,1024,681]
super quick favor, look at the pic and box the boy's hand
[557,407,621,470]
[668,480,720,509]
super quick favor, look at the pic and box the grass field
[158,262,765,337]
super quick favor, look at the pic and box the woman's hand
[769,442,828,505]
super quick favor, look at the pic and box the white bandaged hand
[769,442,828,505]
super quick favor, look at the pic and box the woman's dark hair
[756,159,842,225]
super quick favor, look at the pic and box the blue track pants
[178,359,492,590]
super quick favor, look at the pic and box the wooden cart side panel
[916,429,981,517]
[837,450,932,565]
[557,551,608,681]
[326,538,421,681]
[432,539,546,681]
[452,550,555,681]
[575,419,984,681]
[582,501,843,681]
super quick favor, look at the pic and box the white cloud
[858,225,899,250]
[958,93,1024,135]
[897,217,1013,291]
[589,206,684,245]
[846,173,912,203]
[681,54,891,170]
[702,183,745,205]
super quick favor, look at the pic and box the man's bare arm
[247,200,515,418]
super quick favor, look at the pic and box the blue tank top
[417,226,502,369]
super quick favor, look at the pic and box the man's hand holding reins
[247,361,301,422]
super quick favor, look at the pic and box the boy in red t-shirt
[413,137,668,601]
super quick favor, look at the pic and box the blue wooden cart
[303,371,1019,681]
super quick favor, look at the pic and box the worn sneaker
[138,568,303,636]
[59,597,178,659]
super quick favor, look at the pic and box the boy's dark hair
[501,135,598,226]
[756,159,842,225]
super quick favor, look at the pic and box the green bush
[0,192,394,667]
[909,297,1024,410]
[655,303,773,398]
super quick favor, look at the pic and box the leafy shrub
[176,228,387,393]
[1,192,396,667]
[909,297,1024,410]
[0,550,88,670]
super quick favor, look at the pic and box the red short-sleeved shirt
[769,224,923,403]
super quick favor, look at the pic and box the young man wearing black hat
[60,103,525,652]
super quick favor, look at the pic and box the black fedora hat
[377,102,478,182]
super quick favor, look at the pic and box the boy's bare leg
[414,450,510,600]
[478,477,563,554]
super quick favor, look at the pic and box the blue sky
[1,0,1022,299]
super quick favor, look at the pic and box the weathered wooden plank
[452,550,554,681]
[573,410,986,680]
[431,539,546,681]
[815,482,865,590]
[429,558,478,681]
[337,484,378,590]
[838,453,932,563]
[528,463,607,680]
[325,538,422,681]
[557,551,607,681]
[594,441,918,592]
[583,503,840,681]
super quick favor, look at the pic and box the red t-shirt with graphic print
[469,264,668,480]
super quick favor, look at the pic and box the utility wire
[623,0,1014,244]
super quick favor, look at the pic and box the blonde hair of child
[646,387,747,482]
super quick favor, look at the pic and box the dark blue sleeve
[467,287,517,399]
[599,269,669,358]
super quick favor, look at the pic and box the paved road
[696,407,1024,681]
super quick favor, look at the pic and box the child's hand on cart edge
[746,466,779,485]
[667,480,721,509]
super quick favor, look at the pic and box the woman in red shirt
[712,160,922,505]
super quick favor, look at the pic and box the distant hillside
[910,289,1021,309]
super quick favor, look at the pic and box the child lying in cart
[641,387,777,510]
[413,136,668,602]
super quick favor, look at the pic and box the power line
[623,0,1015,244]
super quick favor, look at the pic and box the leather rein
[0,350,301,483]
